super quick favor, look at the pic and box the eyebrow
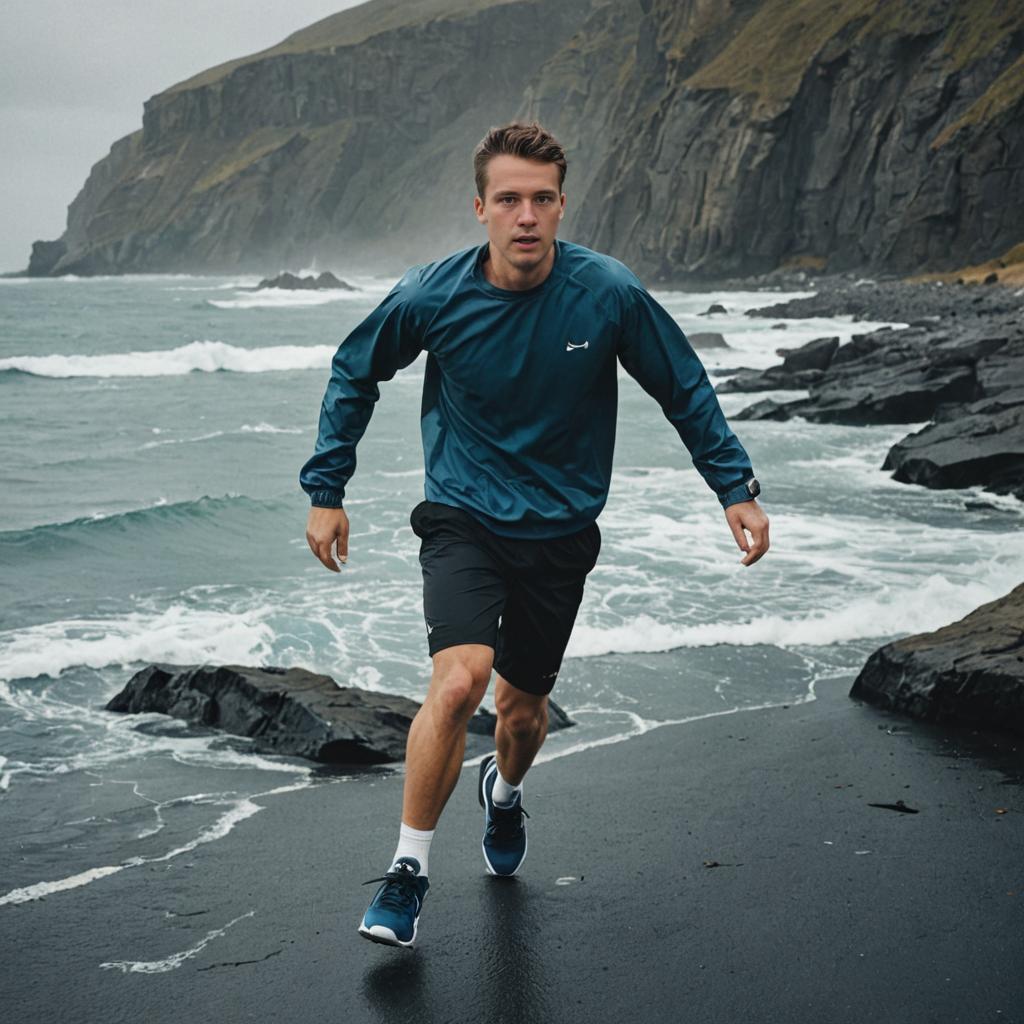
[493,189,558,198]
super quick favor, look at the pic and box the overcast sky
[1,1,365,273]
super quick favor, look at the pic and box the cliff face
[28,0,1024,279]
[30,0,598,276]
[559,0,1024,280]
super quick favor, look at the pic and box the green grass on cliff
[166,0,518,95]
[190,122,353,193]
[684,0,1024,112]
[932,52,1024,148]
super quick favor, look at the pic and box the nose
[517,201,538,225]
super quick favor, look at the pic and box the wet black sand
[5,677,1023,1024]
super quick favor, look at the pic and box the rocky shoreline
[715,274,1024,501]
[707,275,1024,736]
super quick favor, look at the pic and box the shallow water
[1,268,1021,907]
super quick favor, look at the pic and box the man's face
[473,154,565,273]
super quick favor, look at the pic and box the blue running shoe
[357,856,429,948]
[478,753,530,876]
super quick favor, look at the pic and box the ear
[473,194,486,224]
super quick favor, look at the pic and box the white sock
[390,821,434,876]
[492,764,523,807]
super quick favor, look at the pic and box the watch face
[746,477,761,498]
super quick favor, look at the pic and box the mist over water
[1,271,1021,905]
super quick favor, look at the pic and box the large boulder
[849,583,1024,735]
[717,336,839,393]
[883,389,1024,498]
[106,664,575,765]
[775,336,839,373]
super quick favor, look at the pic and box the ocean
[1,268,1021,914]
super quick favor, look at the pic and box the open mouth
[514,236,539,248]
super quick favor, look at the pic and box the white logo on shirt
[566,340,589,351]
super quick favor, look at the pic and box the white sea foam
[238,422,304,434]
[568,568,1009,656]
[0,273,217,284]
[166,280,263,291]
[207,289,368,309]
[0,780,311,906]
[139,422,304,448]
[0,605,275,684]
[0,340,335,378]
[100,910,257,973]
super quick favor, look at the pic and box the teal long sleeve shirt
[299,239,756,539]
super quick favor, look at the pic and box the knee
[495,693,547,740]
[431,661,490,724]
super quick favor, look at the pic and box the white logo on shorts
[426,624,434,635]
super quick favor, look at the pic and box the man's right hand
[306,506,349,573]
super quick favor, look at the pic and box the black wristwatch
[719,476,761,508]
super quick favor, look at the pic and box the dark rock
[932,334,1009,368]
[984,272,999,284]
[736,320,1012,423]
[850,583,1024,736]
[27,238,67,277]
[747,278,1022,324]
[734,397,811,421]
[703,303,728,315]
[882,390,1024,498]
[731,333,979,420]
[718,366,824,393]
[688,331,730,349]
[774,336,839,373]
[977,338,1024,396]
[806,362,979,424]
[717,370,778,394]
[771,323,788,329]
[105,664,575,765]
[735,296,1024,498]
[255,271,354,291]
[716,337,838,393]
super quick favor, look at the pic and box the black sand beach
[5,676,1022,1024]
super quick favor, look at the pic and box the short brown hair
[473,121,567,201]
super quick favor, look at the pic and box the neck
[483,240,556,291]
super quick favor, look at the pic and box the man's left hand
[725,500,770,566]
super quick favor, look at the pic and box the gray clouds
[1,1,363,272]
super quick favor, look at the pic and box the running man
[300,121,769,948]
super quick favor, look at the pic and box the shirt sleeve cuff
[308,489,345,508]
[717,478,756,509]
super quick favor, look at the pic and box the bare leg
[401,643,494,829]
[493,675,549,786]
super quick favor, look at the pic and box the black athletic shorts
[410,499,602,696]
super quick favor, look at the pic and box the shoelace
[486,800,530,841]
[360,866,421,912]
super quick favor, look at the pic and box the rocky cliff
[27,0,1024,279]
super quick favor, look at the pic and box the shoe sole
[358,919,418,948]
[478,755,528,877]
